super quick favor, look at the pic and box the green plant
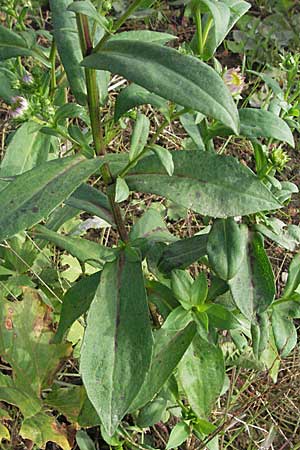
[0,1,299,449]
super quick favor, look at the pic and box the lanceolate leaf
[229,230,275,318]
[50,0,87,105]
[178,336,225,419]
[33,225,115,268]
[272,311,297,357]
[239,109,294,147]
[207,218,246,280]
[129,322,196,411]
[282,253,300,299]
[0,24,34,60]
[0,121,52,191]
[114,83,168,121]
[0,156,103,243]
[82,40,239,132]
[53,272,101,343]
[66,183,115,225]
[80,252,153,436]
[107,151,281,217]
[158,234,208,273]
[110,30,177,45]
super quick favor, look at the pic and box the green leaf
[0,69,18,103]
[171,269,193,308]
[272,311,297,357]
[166,421,190,450]
[82,40,239,132]
[163,306,193,331]
[206,304,239,330]
[150,144,174,176]
[33,225,115,268]
[0,156,103,243]
[255,221,300,252]
[198,0,230,60]
[20,412,71,450]
[50,0,87,105]
[129,113,150,161]
[80,252,153,436]
[0,24,34,60]
[110,30,177,45]
[115,176,130,203]
[178,336,225,418]
[251,312,269,359]
[54,103,90,125]
[191,272,208,306]
[239,109,294,147]
[76,429,96,450]
[282,253,300,299]
[130,322,196,411]
[130,208,177,243]
[68,0,110,31]
[66,183,115,225]
[111,151,281,217]
[207,218,246,280]
[229,231,275,319]
[114,83,168,121]
[137,397,167,428]
[158,234,208,273]
[180,112,205,150]
[54,272,101,343]
[0,121,52,191]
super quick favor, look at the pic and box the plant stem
[49,39,57,98]
[93,0,145,53]
[195,6,203,56]
[76,11,128,242]
[76,13,104,155]
[202,17,213,50]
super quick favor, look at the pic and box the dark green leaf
[76,429,96,450]
[33,225,115,268]
[229,231,275,319]
[114,83,168,121]
[68,0,109,30]
[130,113,150,161]
[0,24,34,60]
[80,252,153,435]
[239,109,294,147]
[0,121,52,191]
[272,311,297,357]
[50,0,87,105]
[111,151,281,218]
[206,304,239,330]
[53,272,101,343]
[0,156,103,243]
[137,397,167,428]
[178,336,225,418]
[130,208,177,243]
[130,322,196,411]
[110,30,177,45]
[207,218,246,280]
[82,40,239,132]
[158,234,208,273]
[66,183,115,225]
[150,144,174,176]
[282,253,300,299]
[166,421,190,450]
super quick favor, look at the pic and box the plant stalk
[93,0,145,53]
[76,11,128,242]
